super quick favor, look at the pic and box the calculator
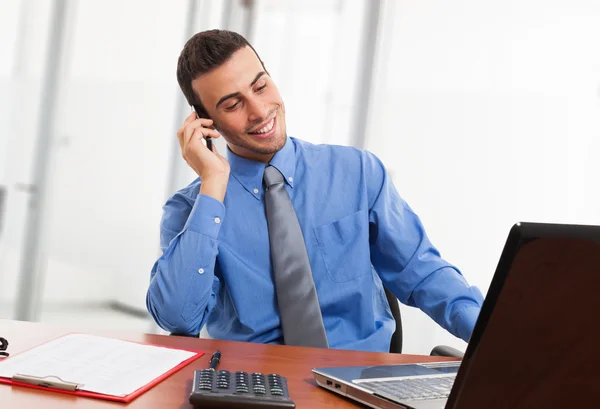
[189,369,296,409]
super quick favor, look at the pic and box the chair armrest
[429,345,464,359]
[169,332,199,338]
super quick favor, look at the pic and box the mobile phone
[192,105,213,151]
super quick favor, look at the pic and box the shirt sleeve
[146,191,225,335]
[365,152,484,342]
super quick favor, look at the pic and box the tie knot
[263,165,284,188]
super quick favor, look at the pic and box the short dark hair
[176,29,265,118]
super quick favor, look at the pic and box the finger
[181,114,212,135]
[183,120,210,148]
[190,127,220,148]
[179,112,199,148]
[183,111,197,126]
[193,117,214,127]
[182,124,195,150]
[199,129,221,140]
[177,125,185,149]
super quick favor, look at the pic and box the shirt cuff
[184,194,226,239]
[454,304,481,343]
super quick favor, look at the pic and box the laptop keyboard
[359,375,455,401]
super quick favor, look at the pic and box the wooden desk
[0,320,455,408]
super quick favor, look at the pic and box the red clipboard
[0,333,204,403]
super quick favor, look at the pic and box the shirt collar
[226,137,296,200]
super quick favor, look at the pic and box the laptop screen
[448,232,600,408]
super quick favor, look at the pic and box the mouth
[248,116,277,140]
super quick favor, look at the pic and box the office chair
[171,286,464,358]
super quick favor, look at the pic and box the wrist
[200,176,228,202]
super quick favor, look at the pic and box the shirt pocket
[313,209,371,283]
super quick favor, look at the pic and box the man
[146,29,483,352]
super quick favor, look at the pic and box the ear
[209,120,220,132]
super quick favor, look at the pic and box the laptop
[313,222,600,409]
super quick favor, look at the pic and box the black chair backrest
[384,286,403,354]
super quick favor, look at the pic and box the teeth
[252,118,274,134]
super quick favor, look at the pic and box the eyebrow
[215,71,266,109]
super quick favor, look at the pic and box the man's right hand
[177,112,230,202]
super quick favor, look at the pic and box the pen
[12,374,80,391]
[209,350,221,370]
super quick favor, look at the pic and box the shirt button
[214,217,221,224]
[253,188,259,194]
[288,177,293,182]
[198,268,205,274]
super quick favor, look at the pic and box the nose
[246,96,268,123]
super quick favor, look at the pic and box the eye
[255,82,267,92]
[225,101,240,111]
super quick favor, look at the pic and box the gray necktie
[263,165,329,348]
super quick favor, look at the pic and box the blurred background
[0,0,599,354]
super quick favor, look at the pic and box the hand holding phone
[193,105,213,151]
[177,110,229,202]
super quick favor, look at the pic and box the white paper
[0,334,196,397]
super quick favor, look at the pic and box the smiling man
[146,30,484,352]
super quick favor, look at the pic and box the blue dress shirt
[147,137,483,352]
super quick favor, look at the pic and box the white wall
[367,0,600,354]
[0,0,190,313]
[0,1,368,320]
[252,0,366,147]
[0,0,54,316]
